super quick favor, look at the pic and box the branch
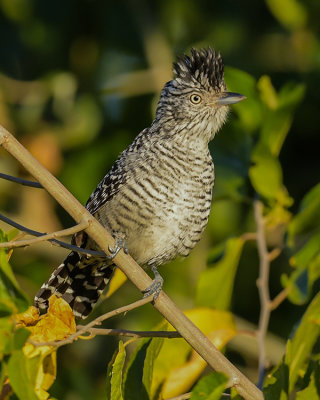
[0,212,105,257]
[254,199,270,388]
[30,296,154,348]
[0,172,43,188]
[0,125,263,400]
[269,287,289,311]
[82,327,181,339]
[0,219,89,249]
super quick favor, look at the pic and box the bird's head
[155,48,245,144]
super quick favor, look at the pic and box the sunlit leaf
[123,337,164,400]
[196,237,244,309]
[190,372,228,400]
[105,269,127,299]
[12,296,76,399]
[285,292,320,392]
[7,350,39,400]
[290,232,320,269]
[224,67,262,132]
[263,359,289,400]
[249,149,282,199]
[107,341,126,400]
[296,374,320,400]
[288,184,320,245]
[258,75,278,110]
[265,0,307,30]
[0,230,29,314]
[158,308,237,399]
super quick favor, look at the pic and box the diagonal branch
[0,219,89,249]
[0,212,106,257]
[0,125,263,400]
[0,172,43,188]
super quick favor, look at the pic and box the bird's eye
[190,94,202,104]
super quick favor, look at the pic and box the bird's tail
[34,251,114,319]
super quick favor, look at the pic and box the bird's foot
[107,237,128,260]
[142,266,164,302]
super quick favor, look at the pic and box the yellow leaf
[14,296,76,399]
[105,268,127,298]
[154,308,237,399]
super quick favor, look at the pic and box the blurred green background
[0,0,319,399]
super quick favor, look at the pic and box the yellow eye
[190,94,202,104]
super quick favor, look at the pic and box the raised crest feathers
[173,48,225,91]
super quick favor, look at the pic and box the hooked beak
[216,92,246,106]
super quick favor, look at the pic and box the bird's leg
[142,265,164,301]
[107,235,128,260]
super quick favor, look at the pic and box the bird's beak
[216,92,246,106]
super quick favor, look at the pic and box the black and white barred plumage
[34,48,245,318]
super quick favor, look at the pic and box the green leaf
[290,232,320,269]
[288,184,320,244]
[0,315,14,360]
[107,341,126,400]
[196,237,244,310]
[123,337,164,400]
[190,372,228,400]
[7,350,40,400]
[249,150,282,199]
[142,337,164,399]
[257,75,279,110]
[281,269,309,305]
[0,230,29,314]
[13,328,31,350]
[224,67,262,132]
[296,374,320,400]
[265,0,307,30]
[263,359,289,400]
[285,292,320,392]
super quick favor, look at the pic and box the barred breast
[96,139,215,268]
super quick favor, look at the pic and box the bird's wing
[85,127,150,216]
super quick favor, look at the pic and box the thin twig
[0,126,263,400]
[267,247,282,262]
[30,296,154,348]
[0,172,43,188]
[241,232,257,242]
[0,220,89,249]
[78,327,181,339]
[0,212,105,257]
[269,287,289,311]
[254,199,270,388]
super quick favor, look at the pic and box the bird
[34,47,245,319]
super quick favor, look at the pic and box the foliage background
[0,1,319,399]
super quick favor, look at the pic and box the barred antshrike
[35,48,245,318]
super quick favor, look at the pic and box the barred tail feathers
[34,251,114,319]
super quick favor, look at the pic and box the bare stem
[0,172,43,188]
[0,125,263,400]
[81,327,181,339]
[269,287,289,311]
[0,219,89,249]
[0,212,105,257]
[254,199,270,388]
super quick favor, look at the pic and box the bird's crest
[173,48,225,92]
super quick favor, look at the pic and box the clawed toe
[142,265,164,302]
[107,238,128,260]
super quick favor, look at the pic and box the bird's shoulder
[85,127,150,215]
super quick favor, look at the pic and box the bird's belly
[125,194,212,267]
